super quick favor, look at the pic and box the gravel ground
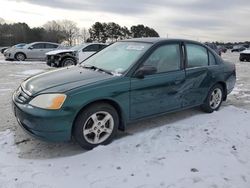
[0,52,249,159]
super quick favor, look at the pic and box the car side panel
[182,67,209,107]
[65,77,131,126]
[129,70,186,120]
[223,62,236,94]
[182,65,225,108]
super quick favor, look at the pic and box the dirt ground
[0,52,249,159]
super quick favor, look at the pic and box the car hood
[46,49,75,55]
[22,66,114,95]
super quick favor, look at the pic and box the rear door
[27,43,46,59]
[130,43,186,120]
[182,43,211,107]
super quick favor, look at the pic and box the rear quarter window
[32,43,45,49]
[209,51,217,65]
[46,44,58,49]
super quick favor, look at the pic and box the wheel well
[72,99,125,135]
[217,81,227,101]
[15,52,26,59]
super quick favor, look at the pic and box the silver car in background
[4,42,60,61]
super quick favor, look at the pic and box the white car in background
[46,43,108,67]
[4,42,60,61]
[240,49,250,62]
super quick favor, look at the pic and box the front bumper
[4,52,13,60]
[46,55,60,67]
[12,99,74,142]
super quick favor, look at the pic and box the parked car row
[2,42,108,67]
[204,42,222,56]
[231,45,246,52]
[46,43,108,67]
[203,43,250,62]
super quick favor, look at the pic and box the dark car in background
[204,42,221,56]
[1,43,26,54]
[46,43,108,67]
[231,45,246,52]
[240,50,250,62]
[0,46,10,54]
[12,38,236,150]
[218,45,227,53]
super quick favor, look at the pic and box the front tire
[73,103,119,150]
[201,84,224,113]
[15,53,26,61]
[61,58,76,67]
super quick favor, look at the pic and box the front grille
[14,87,31,104]
[47,55,54,60]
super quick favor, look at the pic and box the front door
[27,43,46,59]
[130,43,185,120]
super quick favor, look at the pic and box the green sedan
[12,38,236,150]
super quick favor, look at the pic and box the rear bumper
[240,53,250,61]
[12,100,73,142]
[226,72,236,95]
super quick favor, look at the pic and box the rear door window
[186,43,208,68]
[32,43,45,49]
[45,44,58,49]
[209,51,217,65]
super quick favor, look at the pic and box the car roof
[85,42,108,46]
[122,37,201,44]
[28,42,60,45]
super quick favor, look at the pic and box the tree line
[0,18,159,46]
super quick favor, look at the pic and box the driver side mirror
[28,46,33,50]
[135,66,157,79]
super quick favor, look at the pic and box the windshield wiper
[82,65,113,75]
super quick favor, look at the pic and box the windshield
[15,43,26,48]
[81,42,151,75]
[70,44,88,51]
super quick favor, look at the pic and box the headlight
[72,51,78,57]
[29,94,67,110]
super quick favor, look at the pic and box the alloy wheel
[63,59,75,66]
[16,53,25,61]
[209,88,222,109]
[83,111,114,144]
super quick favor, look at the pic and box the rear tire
[73,103,119,150]
[201,84,224,113]
[239,57,245,62]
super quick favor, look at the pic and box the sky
[0,0,249,42]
